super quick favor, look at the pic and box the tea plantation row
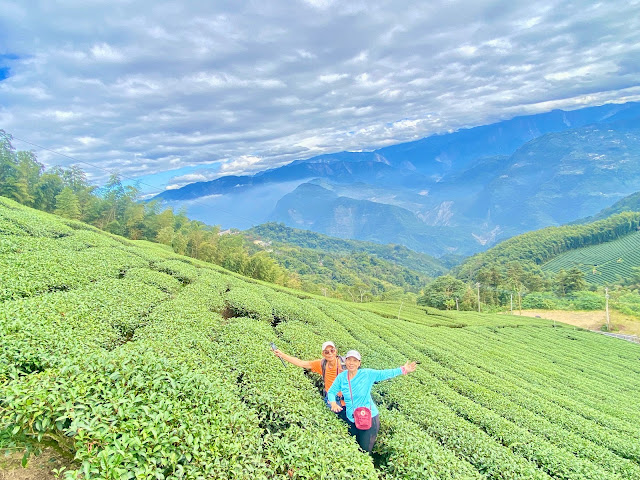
[2,196,640,479]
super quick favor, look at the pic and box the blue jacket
[327,367,402,422]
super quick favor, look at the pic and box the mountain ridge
[152,101,640,256]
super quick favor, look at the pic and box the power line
[11,135,264,227]
[13,136,162,194]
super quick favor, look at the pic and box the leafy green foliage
[2,199,640,479]
[255,243,428,300]
[417,275,472,310]
[553,267,587,296]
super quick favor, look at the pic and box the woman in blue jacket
[327,350,417,453]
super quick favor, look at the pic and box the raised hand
[403,360,418,374]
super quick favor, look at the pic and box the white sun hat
[345,350,361,361]
[321,341,336,351]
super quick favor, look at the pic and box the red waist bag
[348,374,372,430]
[353,406,372,430]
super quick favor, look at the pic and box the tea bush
[2,198,640,479]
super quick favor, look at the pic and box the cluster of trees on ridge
[247,238,427,301]
[247,222,448,276]
[244,222,452,300]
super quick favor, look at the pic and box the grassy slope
[2,196,640,480]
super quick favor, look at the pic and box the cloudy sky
[1,0,639,194]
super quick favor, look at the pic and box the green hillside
[542,230,640,286]
[246,222,449,276]
[245,222,448,299]
[254,243,429,299]
[2,196,640,479]
[455,211,640,285]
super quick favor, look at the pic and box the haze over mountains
[154,102,640,257]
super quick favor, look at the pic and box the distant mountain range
[153,102,640,257]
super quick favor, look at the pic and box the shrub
[521,292,559,309]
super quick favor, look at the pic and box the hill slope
[574,190,640,224]
[2,197,640,479]
[455,211,640,283]
[246,222,449,276]
[244,222,448,298]
[541,230,640,286]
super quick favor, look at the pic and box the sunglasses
[323,348,336,354]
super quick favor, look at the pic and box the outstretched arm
[272,349,314,369]
[372,361,418,382]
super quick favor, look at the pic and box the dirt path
[0,449,75,480]
[514,309,640,337]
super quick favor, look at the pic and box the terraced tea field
[542,230,640,286]
[1,196,639,479]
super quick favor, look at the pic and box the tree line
[418,266,588,311]
[0,130,296,287]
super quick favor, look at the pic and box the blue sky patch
[0,53,20,81]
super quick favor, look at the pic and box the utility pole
[517,286,523,315]
[605,287,610,331]
[476,282,481,313]
[510,293,513,315]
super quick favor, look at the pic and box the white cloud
[319,73,348,83]
[165,171,221,190]
[218,155,264,176]
[545,64,613,81]
[76,136,102,146]
[90,43,125,62]
[173,173,212,183]
[50,110,81,121]
[301,0,338,9]
[0,0,638,192]
[456,45,478,57]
